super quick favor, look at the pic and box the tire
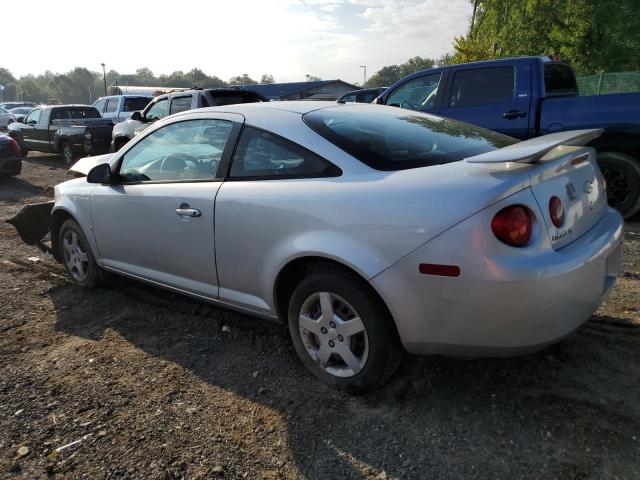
[288,267,404,393]
[597,151,640,219]
[58,219,102,288]
[60,141,75,165]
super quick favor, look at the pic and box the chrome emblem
[565,183,577,201]
[584,180,594,194]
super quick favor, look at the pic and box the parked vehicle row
[373,55,640,218]
[0,107,16,129]
[8,105,114,164]
[337,87,387,104]
[111,88,267,151]
[8,102,623,392]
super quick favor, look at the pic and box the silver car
[0,107,15,129]
[30,102,624,392]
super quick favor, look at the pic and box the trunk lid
[528,146,607,249]
[465,129,607,250]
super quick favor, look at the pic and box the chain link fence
[577,71,640,96]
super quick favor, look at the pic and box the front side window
[105,98,119,114]
[229,126,339,179]
[339,93,357,104]
[118,119,234,183]
[25,109,41,124]
[145,98,168,121]
[304,105,516,171]
[69,108,101,119]
[386,73,442,110]
[363,91,378,103]
[449,67,514,107]
[169,96,192,115]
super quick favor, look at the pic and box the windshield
[303,105,517,171]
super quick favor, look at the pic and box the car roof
[194,101,337,116]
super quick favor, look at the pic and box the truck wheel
[597,152,640,219]
[288,267,404,393]
[60,141,75,165]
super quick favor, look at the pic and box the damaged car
[7,102,624,393]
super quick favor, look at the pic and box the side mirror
[27,120,37,125]
[131,111,142,122]
[87,163,113,184]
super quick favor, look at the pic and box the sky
[3,0,472,84]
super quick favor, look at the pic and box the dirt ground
[0,154,639,480]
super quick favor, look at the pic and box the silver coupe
[13,102,624,392]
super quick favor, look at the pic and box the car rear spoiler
[465,129,603,164]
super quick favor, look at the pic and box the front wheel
[598,151,640,219]
[59,219,102,288]
[60,141,75,165]
[288,268,403,393]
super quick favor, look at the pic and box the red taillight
[549,196,564,228]
[491,206,532,247]
[9,138,21,157]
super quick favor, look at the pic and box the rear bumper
[0,156,22,175]
[371,202,624,357]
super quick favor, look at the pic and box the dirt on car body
[1,154,639,479]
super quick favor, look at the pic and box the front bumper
[372,201,624,357]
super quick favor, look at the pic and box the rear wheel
[59,219,102,288]
[597,151,640,219]
[288,268,403,393]
[60,141,75,165]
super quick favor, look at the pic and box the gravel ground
[1,154,639,480]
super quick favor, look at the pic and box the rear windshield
[544,63,578,96]
[303,105,516,171]
[124,97,151,112]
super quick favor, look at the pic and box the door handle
[502,110,527,120]
[175,204,201,217]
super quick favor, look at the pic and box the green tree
[452,0,640,74]
[365,56,435,87]
[260,74,275,84]
[229,75,258,86]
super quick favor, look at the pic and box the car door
[103,97,120,122]
[438,65,533,139]
[133,97,169,137]
[383,72,445,114]
[91,113,243,298]
[21,108,42,148]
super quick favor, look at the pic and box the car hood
[69,153,116,176]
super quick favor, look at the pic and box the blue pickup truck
[375,56,640,218]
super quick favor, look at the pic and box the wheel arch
[273,255,399,337]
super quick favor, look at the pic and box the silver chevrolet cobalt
[35,102,623,392]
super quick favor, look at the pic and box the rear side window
[229,126,340,179]
[169,96,192,115]
[449,67,514,107]
[105,98,119,113]
[124,97,151,112]
[544,63,578,96]
[304,105,516,171]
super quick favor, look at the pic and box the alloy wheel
[298,292,369,378]
[62,230,89,282]
[601,166,631,208]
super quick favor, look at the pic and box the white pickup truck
[110,88,267,151]
[92,95,153,124]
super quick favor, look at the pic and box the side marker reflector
[419,263,461,277]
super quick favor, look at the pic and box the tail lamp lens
[491,206,532,247]
[549,196,564,228]
[9,138,21,157]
